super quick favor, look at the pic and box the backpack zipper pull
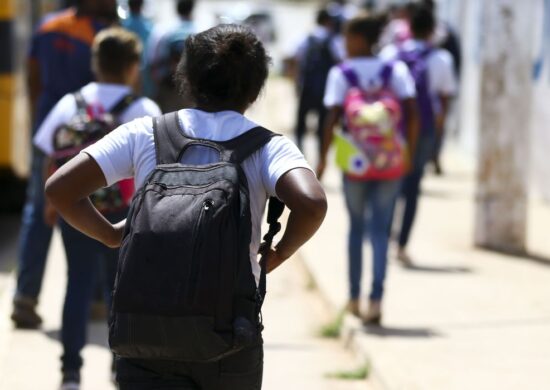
[203,200,213,211]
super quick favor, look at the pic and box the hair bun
[227,37,247,57]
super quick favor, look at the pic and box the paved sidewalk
[0,77,374,390]
[0,230,372,390]
[299,145,550,390]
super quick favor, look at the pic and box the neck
[195,105,246,114]
[351,46,375,58]
[414,35,431,42]
[97,75,129,86]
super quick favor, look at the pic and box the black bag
[51,91,138,214]
[299,35,339,101]
[109,112,284,362]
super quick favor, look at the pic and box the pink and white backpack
[338,62,407,181]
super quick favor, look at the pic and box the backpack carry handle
[153,112,224,165]
[153,112,281,166]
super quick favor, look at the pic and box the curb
[295,251,391,390]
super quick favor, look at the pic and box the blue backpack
[298,35,338,100]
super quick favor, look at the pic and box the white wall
[438,0,550,200]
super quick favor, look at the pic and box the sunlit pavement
[0,77,373,390]
[301,141,550,390]
[0,230,371,389]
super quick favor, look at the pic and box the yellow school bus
[0,0,26,178]
[0,0,61,210]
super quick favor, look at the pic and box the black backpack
[109,112,284,362]
[299,35,339,100]
[51,91,138,214]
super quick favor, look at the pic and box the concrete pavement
[300,144,550,390]
[0,77,372,388]
[0,228,372,389]
[2,76,549,389]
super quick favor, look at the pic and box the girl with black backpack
[45,24,327,390]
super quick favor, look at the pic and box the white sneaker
[60,382,80,390]
[60,371,80,390]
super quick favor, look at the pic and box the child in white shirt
[34,27,161,390]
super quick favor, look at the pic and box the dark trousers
[15,149,53,300]
[59,210,125,372]
[397,135,435,248]
[116,343,264,390]
[295,93,326,154]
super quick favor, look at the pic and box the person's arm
[435,94,450,139]
[42,156,58,226]
[433,51,456,140]
[316,106,342,180]
[45,153,125,248]
[262,168,327,273]
[402,97,419,167]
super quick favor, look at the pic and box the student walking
[146,0,196,112]
[422,0,462,175]
[121,0,154,96]
[380,5,457,265]
[33,28,161,390]
[11,0,117,329]
[294,8,342,156]
[45,24,327,389]
[317,14,418,324]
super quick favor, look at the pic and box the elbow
[299,190,328,223]
[44,174,63,207]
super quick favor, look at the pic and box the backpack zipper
[187,199,214,305]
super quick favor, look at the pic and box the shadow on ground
[42,321,110,349]
[362,325,441,338]
[402,263,472,274]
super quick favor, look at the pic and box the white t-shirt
[82,109,312,284]
[33,82,162,155]
[379,40,457,100]
[323,56,416,108]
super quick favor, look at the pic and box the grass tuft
[319,308,346,338]
[326,363,369,381]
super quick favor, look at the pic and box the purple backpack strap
[380,62,394,88]
[339,63,360,88]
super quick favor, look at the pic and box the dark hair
[175,24,270,111]
[421,0,436,12]
[92,27,142,78]
[128,0,143,13]
[345,13,388,45]
[316,9,332,26]
[410,5,436,38]
[177,0,195,18]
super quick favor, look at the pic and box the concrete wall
[437,0,550,200]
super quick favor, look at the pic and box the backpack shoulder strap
[73,91,87,113]
[257,196,285,308]
[153,112,278,166]
[380,62,395,88]
[219,127,280,164]
[339,63,360,88]
[109,94,140,117]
